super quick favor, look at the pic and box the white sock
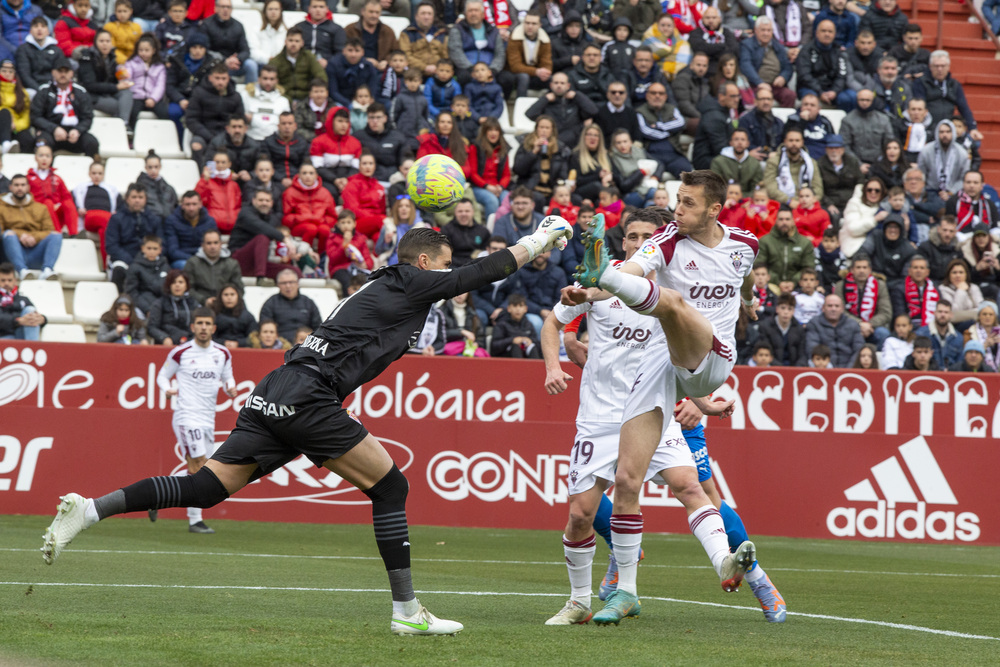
[392,598,420,617]
[83,498,99,528]
[187,507,202,525]
[688,505,731,579]
[745,562,766,584]
[598,266,660,314]
[610,514,643,596]
[563,534,596,605]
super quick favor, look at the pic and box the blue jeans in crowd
[473,187,503,220]
[232,59,258,83]
[2,233,62,272]
[798,88,857,113]
[0,305,41,340]
[982,0,1000,35]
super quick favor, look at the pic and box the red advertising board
[0,341,996,545]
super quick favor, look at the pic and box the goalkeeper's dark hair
[397,227,452,265]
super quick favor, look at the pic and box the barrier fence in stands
[1,341,996,544]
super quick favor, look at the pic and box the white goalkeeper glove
[516,215,573,261]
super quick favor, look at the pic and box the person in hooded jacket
[308,106,359,199]
[147,268,200,345]
[97,293,149,344]
[135,150,178,221]
[549,10,588,72]
[194,149,241,233]
[0,0,44,57]
[602,16,636,73]
[164,31,220,133]
[211,283,256,349]
[53,0,95,59]
[105,183,162,289]
[161,191,217,269]
[14,14,58,94]
[858,0,907,52]
[859,213,915,292]
[282,161,337,249]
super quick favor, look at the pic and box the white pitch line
[1,547,997,579]
[1,581,997,642]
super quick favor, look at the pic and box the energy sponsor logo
[827,437,980,542]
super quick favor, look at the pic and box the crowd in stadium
[0,0,997,369]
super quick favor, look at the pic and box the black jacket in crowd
[260,291,322,341]
[213,305,258,348]
[356,125,407,182]
[228,204,283,252]
[15,38,61,90]
[263,131,310,182]
[202,13,250,61]
[296,16,346,60]
[491,311,540,357]
[136,172,179,221]
[166,48,223,102]
[30,81,94,135]
[525,92,598,147]
[758,316,807,366]
[595,101,641,144]
[692,96,735,170]
[185,75,246,141]
[148,292,201,344]
[440,220,490,267]
[105,207,163,265]
[123,251,169,315]
[207,132,264,175]
[0,291,44,337]
[567,62,614,107]
[242,177,284,214]
[76,46,120,99]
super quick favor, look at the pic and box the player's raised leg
[324,433,463,636]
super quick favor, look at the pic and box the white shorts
[567,419,696,496]
[172,416,215,460]
[674,329,736,399]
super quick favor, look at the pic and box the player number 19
[571,440,594,466]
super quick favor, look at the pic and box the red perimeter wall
[0,341,995,545]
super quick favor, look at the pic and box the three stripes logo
[826,437,980,542]
[685,260,698,271]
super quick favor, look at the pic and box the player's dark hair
[913,335,933,350]
[811,343,831,359]
[397,227,452,266]
[680,170,726,208]
[776,293,796,308]
[192,307,215,322]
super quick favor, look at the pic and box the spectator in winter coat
[424,58,461,117]
[54,0,95,59]
[841,89,896,168]
[917,119,969,200]
[206,115,260,182]
[756,206,816,285]
[399,2,448,77]
[211,283,256,349]
[949,339,994,373]
[468,119,510,218]
[203,0,256,83]
[635,81,692,178]
[465,61,504,122]
[793,185,830,247]
[415,110,475,183]
[162,191,217,269]
[30,59,100,157]
[859,213,914,291]
[0,0,44,56]
[692,82,740,170]
[240,66,289,142]
[103,0,142,66]
[738,85,784,161]
[325,210,373,294]
[14,15,58,94]
[76,29,131,124]
[391,68,431,141]
[491,293,542,358]
[183,229,241,305]
[164,32,219,126]
[507,10,552,97]
[688,7,739,76]
[449,0,512,95]
[917,216,962,282]
[269,27,326,102]
[295,0,345,67]
[0,175,61,281]
[519,249,566,319]
[309,107,360,198]
[260,267,320,341]
[122,32,168,127]
[282,163,336,249]
[154,0,193,58]
[814,0,858,48]
[242,157,282,214]
[441,199,489,266]
[567,44,614,108]
[228,189,289,280]
[526,71,598,148]
[944,171,998,236]
[136,150,178,221]
[819,134,863,217]
[786,94,835,160]
[805,293,865,366]
[186,64,245,164]
[27,143,77,236]
[673,52,712,130]
[147,269,201,344]
[356,103,406,183]
[922,51,979,136]
[710,129,762,197]
[601,16,635,73]
[595,81,641,145]
[758,293,807,365]
[796,20,854,111]
[326,38,379,108]
[493,187,543,247]
[194,150,241,233]
[292,79,333,142]
[740,17,796,107]
[915,298,964,368]
[97,293,148,344]
[610,0,658,35]
[263,111,308,187]
[345,0,400,72]
[858,0,907,51]
[762,128,824,206]
[123,235,168,315]
[105,183,162,290]
[340,152,386,239]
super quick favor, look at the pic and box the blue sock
[719,501,749,552]
[593,493,614,551]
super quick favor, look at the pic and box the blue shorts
[683,424,711,482]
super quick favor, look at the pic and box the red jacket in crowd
[719,198,748,230]
[416,133,475,182]
[326,229,374,275]
[794,201,831,247]
[309,109,361,175]
[195,174,242,233]
[545,200,579,223]
[282,174,337,248]
[27,167,78,235]
[468,143,510,189]
[743,198,779,239]
[340,172,386,238]
[54,6,97,58]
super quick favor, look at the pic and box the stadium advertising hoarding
[0,341,996,545]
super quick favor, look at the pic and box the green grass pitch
[1,515,998,666]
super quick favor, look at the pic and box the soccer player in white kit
[542,211,748,625]
[569,171,761,624]
[155,308,238,533]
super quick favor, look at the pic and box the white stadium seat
[821,109,847,134]
[17,281,73,324]
[771,107,795,124]
[90,117,133,158]
[500,97,536,136]
[134,119,186,159]
[243,285,278,321]
[104,157,145,193]
[40,323,87,343]
[332,12,355,29]
[1,153,35,179]
[637,158,659,177]
[285,10,307,25]
[381,15,408,37]
[72,281,120,326]
[300,287,340,319]
[53,155,94,191]
[232,8,262,31]
[54,239,106,283]
[161,159,201,195]
[664,180,681,210]
[298,278,328,288]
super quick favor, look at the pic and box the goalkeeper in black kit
[42,220,574,636]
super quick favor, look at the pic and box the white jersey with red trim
[156,341,235,421]
[554,264,667,424]
[627,222,758,350]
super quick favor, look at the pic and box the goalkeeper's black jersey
[284,249,519,399]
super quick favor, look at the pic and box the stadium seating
[72,281,120,326]
[105,157,146,194]
[332,13,354,29]
[18,281,73,324]
[134,119,187,159]
[232,8,262,31]
[53,239,106,283]
[664,179,681,210]
[91,117,133,158]
[40,323,87,343]
[820,109,846,134]
[160,159,201,195]
[1,153,35,179]
[300,286,340,319]
[285,10,306,25]
[499,98,535,136]
[52,155,93,191]
[381,15,409,38]
[771,107,795,125]
[242,285,279,321]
